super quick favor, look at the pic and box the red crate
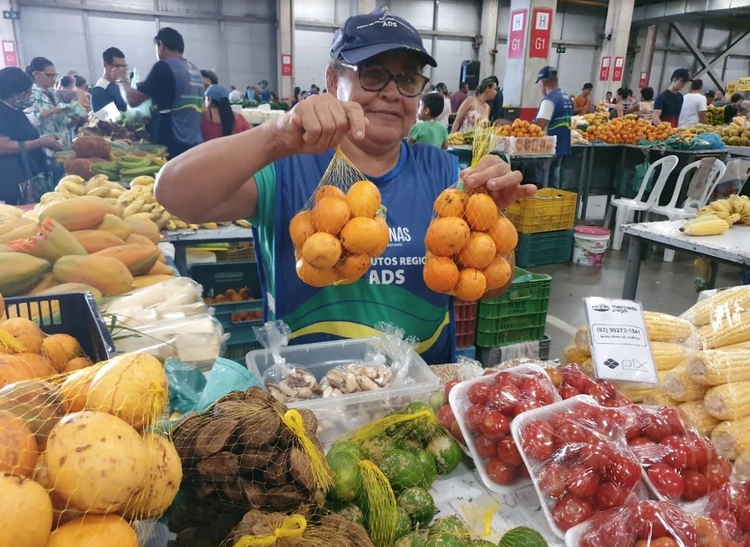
[454,298,478,349]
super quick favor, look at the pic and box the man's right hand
[274,94,368,155]
[38,134,63,151]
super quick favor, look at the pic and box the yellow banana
[709,200,731,214]
[234,219,251,228]
[123,199,145,217]
[726,213,741,226]
[201,222,218,230]
[683,218,730,236]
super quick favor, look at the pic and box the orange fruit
[433,188,468,218]
[335,253,370,284]
[424,217,470,257]
[301,232,342,269]
[340,217,380,254]
[423,256,460,293]
[464,193,499,231]
[370,216,390,257]
[487,216,518,254]
[458,232,497,270]
[289,210,316,248]
[346,180,381,218]
[315,185,346,203]
[296,259,337,288]
[453,268,487,301]
[483,256,512,290]
[313,196,350,235]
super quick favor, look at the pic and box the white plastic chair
[649,158,727,262]
[604,155,680,251]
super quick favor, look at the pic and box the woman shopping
[451,77,497,133]
[200,84,251,142]
[155,9,534,364]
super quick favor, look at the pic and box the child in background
[408,92,449,149]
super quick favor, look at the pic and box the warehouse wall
[16,0,278,93]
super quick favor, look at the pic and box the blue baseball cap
[536,66,558,83]
[330,9,437,67]
[205,84,229,101]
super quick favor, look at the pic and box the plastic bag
[289,147,389,287]
[423,119,517,302]
[554,363,630,407]
[511,395,644,537]
[165,356,208,414]
[102,277,205,327]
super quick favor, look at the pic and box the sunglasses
[340,63,429,98]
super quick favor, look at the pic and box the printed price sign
[281,54,292,77]
[638,71,648,89]
[612,56,624,82]
[529,8,553,59]
[508,9,527,60]
[584,297,658,384]
[726,82,737,96]
[599,56,611,81]
[737,77,750,92]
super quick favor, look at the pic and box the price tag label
[584,297,658,384]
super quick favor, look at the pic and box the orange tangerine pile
[423,188,517,302]
[584,118,676,145]
[497,119,545,138]
[290,181,389,287]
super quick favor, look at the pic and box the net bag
[289,148,389,287]
[423,120,518,302]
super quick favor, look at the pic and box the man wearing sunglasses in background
[155,9,534,364]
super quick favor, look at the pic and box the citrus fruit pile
[584,117,676,144]
[290,181,389,287]
[423,188,517,302]
[497,119,545,138]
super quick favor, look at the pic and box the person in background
[451,77,496,133]
[653,68,689,127]
[724,93,743,123]
[292,86,303,107]
[201,84,250,142]
[704,90,716,106]
[608,88,632,119]
[122,27,204,158]
[740,100,750,120]
[246,85,256,101]
[0,67,62,205]
[605,91,612,103]
[450,81,468,113]
[25,57,75,158]
[73,75,90,112]
[91,47,128,114]
[573,83,594,115]
[712,90,726,107]
[627,86,655,121]
[54,76,77,104]
[433,82,451,127]
[301,90,309,101]
[309,84,320,95]
[228,85,243,103]
[488,75,504,122]
[408,92,449,149]
[679,79,708,127]
[200,69,218,90]
[257,80,272,103]
[534,66,573,189]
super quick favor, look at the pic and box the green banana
[116,158,153,169]
[119,165,161,177]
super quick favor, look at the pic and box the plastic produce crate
[515,229,574,267]
[246,337,439,446]
[454,298,477,349]
[224,341,262,364]
[215,242,256,263]
[455,346,476,361]
[506,188,577,233]
[4,292,115,361]
[476,268,551,347]
[476,335,551,368]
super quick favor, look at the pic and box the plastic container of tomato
[448,363,561,494]
[511,395,645,539]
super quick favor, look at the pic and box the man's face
[583,88,591,98]
[107,57,127,79]
[606,92,612,101]
[260,82,267,89]
[673,78,687,91]
[203,78,212,90]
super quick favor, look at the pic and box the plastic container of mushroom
[245,337,440,446]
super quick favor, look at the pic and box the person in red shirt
[201,84,250,141]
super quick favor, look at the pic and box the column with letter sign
[612,56,624,82]
[508,9,527,60]
[2,41,17,68]
[529,8,553,59]
[599,57,611,82]
[281,54,293,77]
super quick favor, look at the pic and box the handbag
[18,140,55,204]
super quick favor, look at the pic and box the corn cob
[643,311,696,343]
[643,389,680,407]
[580,359,594,377]
[574,327,590,350]
[711,416,750,460]
[562,345,590,365]
[687,349,750,385]
[681,287,750,327]
[704,381,750,421]
[697,312,750,349]
[662,363,708,402]
[678,401,720,437]
[683,218,730,236]
[725,341,750,350]
[733,449,750,481]
[650,341,691,371]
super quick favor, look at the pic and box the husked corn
[704,381,750,420]
[697,312,750,349]
[725,341,750,350]
[643,311,696,343]
[712,415,750,460]
[733,449,750,481]
[562,345,590,365]
[650,341,691,371]
[678,401,720,437]
[663,363,708,402]
[642,389,680,407]
[574,327,590,351]
[686,349,750,385]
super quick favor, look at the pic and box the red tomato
[702,457,732,491]
[517,463,530,479]
[450,421,466,445]
[662,434,695,470]
[566,465,600,498]
[606,454,641,489]
[558,384,580,400]
[552,494,593,531]
[467,382,491,406]
[648,463,686,500]
[737,505,750,532]
[595,407,625,438]
[488,383,520,414]
[644,414,672,442]
[496,437,523,466]
[465,404,485,433]
[494,371,524,387]
[486,457,517,485]
[595,379,617,400]
[549,409,578,431]
[520,377,555,405]
[538,461,568,498]
[663,407,686,436]
[513,398,543,417]
[561,365,591,392]
[474,435,498,459]
[480,409,510,440]
[554,420,589,448]
[709,483,749,514]
[686,433,710,469]
[436,405,456,429]
[520,419,556,461]
[578,440,616,473]
[709,509,740,542]
[595,481,629,510]
[546,368,564,388]
[682,470,710,501]
[628,501,671,539]
[648,539,679,547]
[444,379,460,399]
[694,515,723,547]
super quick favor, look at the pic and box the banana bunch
[697,194,750,225]
[447,132,467,146]
[680,215,731,236]
[91,154,166,183]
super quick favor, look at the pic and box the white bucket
[573,226,610,267]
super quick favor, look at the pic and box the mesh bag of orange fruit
[422,121,518,302]
[289,148,390,288]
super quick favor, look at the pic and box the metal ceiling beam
[691,28,750,83]
[669,22,724,91]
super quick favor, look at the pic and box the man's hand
[460,155,536,211]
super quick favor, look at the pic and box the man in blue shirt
[533,66,572,189]
[257,80,272,103]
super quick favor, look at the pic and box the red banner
[508,9,527,60]
[599,56,611,82]
[2,41,17,68]
[612,56,624,82]
[529,8,553,59]
[638,71,648,89]
[281,54,292,77]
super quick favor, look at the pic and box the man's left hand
[460,155,536,211]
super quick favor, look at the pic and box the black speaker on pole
[460,60,481,91]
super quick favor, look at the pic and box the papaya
[39,196,120,232]
[123,218,160,244]
[53,255,133,296]
[28,273,59,294]
[0,244,13,253]
[131,275,174,289]
[73,231,126,253]
[93,244,160,277]
[0,253,51,296]
[146,261,174,276]
[36,283,103,300]
[0,222,39,244]
[96,214,133,240]
[125,233,164,263]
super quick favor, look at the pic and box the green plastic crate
[476,268,551,347]
[515,229,574,267]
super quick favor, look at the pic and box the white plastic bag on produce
[102,278,206,327]
[368,321,418,387]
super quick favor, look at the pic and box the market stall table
[621,220,750,299]
[164,225,253,275]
